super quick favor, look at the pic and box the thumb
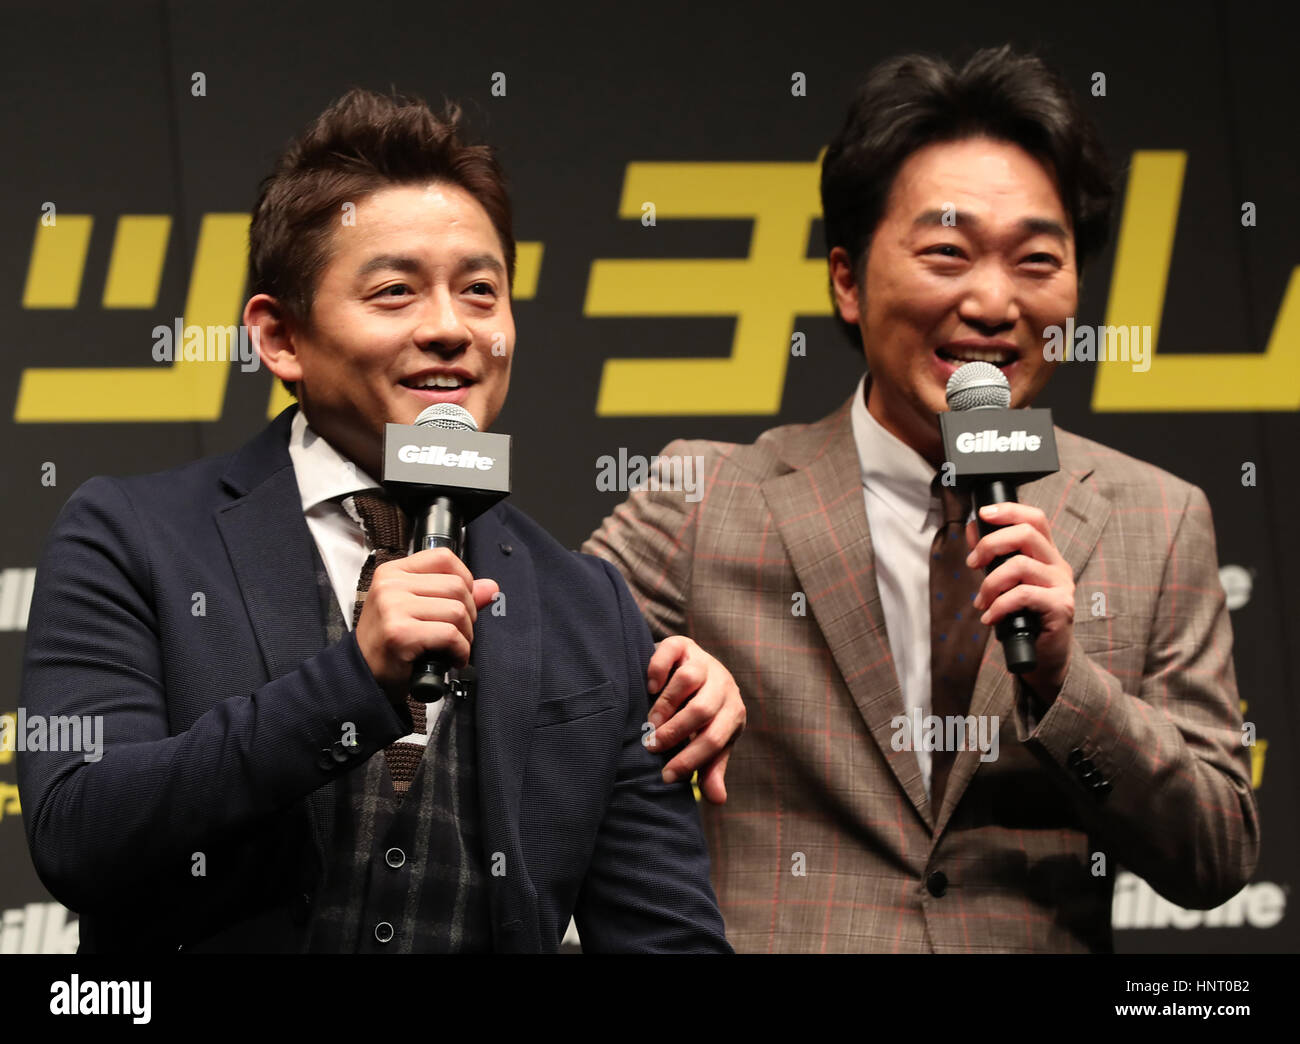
[698,748,731,804]
[472,578,500,609]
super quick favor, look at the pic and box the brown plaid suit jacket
[583,392,1260,952]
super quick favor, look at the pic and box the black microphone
[939,362,1060,675]
[381,403,511,701]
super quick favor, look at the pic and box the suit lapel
[215,464,327,684]
[213,404,327,683]
[464,504,543,949]
[213,407,336,858]
[762,397,932,826]
[932,452,1112,833]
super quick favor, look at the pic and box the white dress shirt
[287,408,434,742]
[849,375,951,798]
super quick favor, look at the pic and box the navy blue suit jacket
[17,407,729,953]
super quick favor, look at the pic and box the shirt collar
[287,408,383,512]
[849,373,941,533]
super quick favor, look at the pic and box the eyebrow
[354,252,506,280]
[912,209,1070,241]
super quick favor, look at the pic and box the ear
[828,246,862,325]
[243,294,303,387]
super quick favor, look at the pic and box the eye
[377,283,412,297]
[925,244,966,259]
[466,281,495,296]
[1021,252,1062,267]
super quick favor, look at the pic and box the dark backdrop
[1,0,1295,953]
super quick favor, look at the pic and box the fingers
[959,503,1072,630]
[357,548,498,686]
[661,707,742,786]
[373,552,498,617]
[966,521,1061,570]
[406,621,473,667]
[650,668,722,750]
[399,546,477,587]
[372,569,479,619]
[972,555,1061,612]
[369,616,474,671]
[696,746,733,805]
[978,583,1073,628]
[976,502,1051,540]
[648,655,715,738]
[379,591,477,656]
[647,635,689,697]
[471,577,500,610]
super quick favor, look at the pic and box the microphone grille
[945,361,1011,411]
[414,403,479,432]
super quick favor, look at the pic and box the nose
[957,259,1021,333]
[413,287,472,356]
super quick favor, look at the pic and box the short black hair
[250,87,515,397]
[820,45,1116,348]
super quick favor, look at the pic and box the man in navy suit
[17,88,738,953]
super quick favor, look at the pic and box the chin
[916,384,949,416]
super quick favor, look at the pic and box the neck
[864,380,944,469]
[297,402,383,483]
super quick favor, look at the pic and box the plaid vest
[302,541,494,952]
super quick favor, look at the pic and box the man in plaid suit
[584,47,1260,952]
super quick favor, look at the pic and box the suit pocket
[533,679,617,728]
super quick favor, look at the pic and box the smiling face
[249,181,514,479]
[829,136,1078,464]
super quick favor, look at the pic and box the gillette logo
[398,444,496,471]
[955,430,1042,454]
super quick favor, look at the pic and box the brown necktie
[351,492,426,798]
[928,476,985,814]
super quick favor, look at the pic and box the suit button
[926,871,948,898]
[385,847,406,869]
[374,921,394,944]
[317,749,336,771]
[1067,749,1084,769]
[330,740,350,763]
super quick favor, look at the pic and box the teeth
[944,348,1013,365]
[410,375,464,389]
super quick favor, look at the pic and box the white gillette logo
[398,444,495,471]
[955,430,1042,453]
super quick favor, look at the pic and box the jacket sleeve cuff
[1013,638,1140,802]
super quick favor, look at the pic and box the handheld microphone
[381,403,511,701]
[939,362,1060,674]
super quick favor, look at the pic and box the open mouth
[400,375,473,391]
[935,346,1018,369]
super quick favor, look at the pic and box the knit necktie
[927,476,985,815]
[351,492,426,798]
